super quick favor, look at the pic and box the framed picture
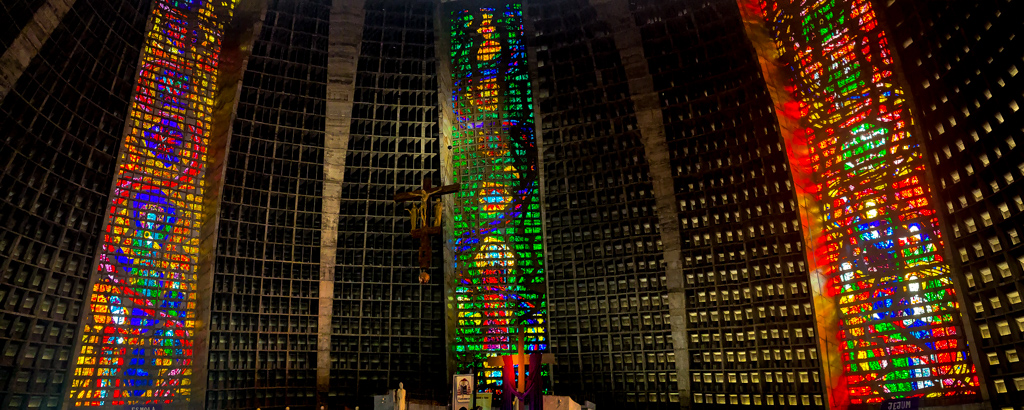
[453,373,474,408]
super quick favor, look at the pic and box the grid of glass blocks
[69,0,234,407]
[633,0,826,406]
[206,1,328,409]
[528,0,677,407]
[330,1,445,408]
[758,0,979,403]
[0,1,151,408]
[881,0,1023,406]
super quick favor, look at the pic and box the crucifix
[394,176,459,284]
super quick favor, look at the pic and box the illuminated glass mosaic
[449,2,547,394]
[756,0,979,403]
[68,0,235,406]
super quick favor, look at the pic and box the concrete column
[320,0,365,405]
[735,2,887,409]
[191,2,269,409]
[585,0,691,407]
[0,0,76,101]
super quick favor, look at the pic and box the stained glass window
[68,0,235,406]
[756,0,979,403]
[449,2,547,395]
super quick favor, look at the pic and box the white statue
[396,382,407,410]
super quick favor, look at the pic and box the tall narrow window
[448,3,546,392]
[69,0,235,406]
[756,0,979,402]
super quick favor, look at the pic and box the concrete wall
[322,0,367,405]
[584,0,691,406]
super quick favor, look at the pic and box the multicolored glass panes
[449,2,547,394]
[756,0,979,403]
[68,0,234,406]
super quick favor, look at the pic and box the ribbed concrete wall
[322,1,365,405]
[0,0,77,100]
[585,0,691,406]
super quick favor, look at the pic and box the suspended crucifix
[394,177,459,284]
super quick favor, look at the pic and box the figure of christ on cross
[394,177,459,284]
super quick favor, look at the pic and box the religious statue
[417,194,429,228]
[407,206,419,230]
[396,382,407,410]
[433,198,443,227]
[394,177,459,285]
[405,190,432,230]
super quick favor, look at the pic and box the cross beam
[394,184,458,202]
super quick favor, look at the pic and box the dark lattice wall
[207,1,330,409]
[330,1,445,408]
[0,1,150,409]
[528,0,677,407]
[632,0,824,407]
